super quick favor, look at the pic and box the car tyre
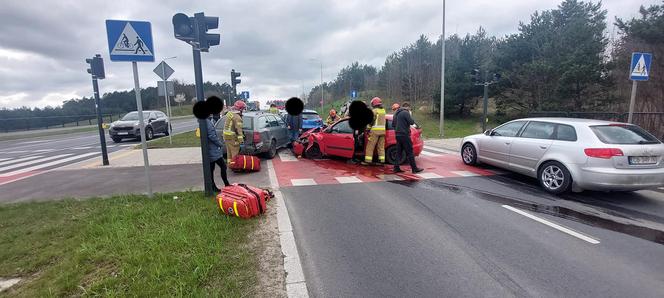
[385,145,406,165]
[264,139,277,159]
[461,143,478,165]
[306,143,323,159]
[538,161,572,194]
[146,127,154,140]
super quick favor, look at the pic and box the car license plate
[629,156,658,165]
[117,132,129,135]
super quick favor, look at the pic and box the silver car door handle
[505,142,511,145]
[539,146,548,149]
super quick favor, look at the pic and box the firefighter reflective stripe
[365,155,373,162]
[371,108,386,131]
[233,201,239,217]
[224,112,236,135]
[379,155,385,162]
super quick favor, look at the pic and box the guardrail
[528,111,664,139]
[0,114,123,133]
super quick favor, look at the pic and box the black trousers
[395,135,418,170]
[210,157,230,188]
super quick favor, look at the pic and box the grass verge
[142,131,200,149]
[412,109,500,139]
[0,192,257,297]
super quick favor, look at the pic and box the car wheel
[112,137,122,143]
[146,127,154,140]
[264,140,277,159]
[538,161,572,194]
[306,143,323,159]
[461,143,478,165]
[385,145,406,165]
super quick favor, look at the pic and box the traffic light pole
[193,48,214,196]
[91,77,109,166]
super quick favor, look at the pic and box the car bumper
[109,128,140,138]
[571,165,664,191]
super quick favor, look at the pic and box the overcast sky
[0,0,657,109]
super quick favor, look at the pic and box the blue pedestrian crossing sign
[630,52,652,81]
[240,91,250,100]
[105,20,154,62]
[350,90,358,98]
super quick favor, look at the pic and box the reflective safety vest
[269,107,279,114]
[223,112,237,137]
[371,108,386,131]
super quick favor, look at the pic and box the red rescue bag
[217,184,273,219]
[230,155,261,172]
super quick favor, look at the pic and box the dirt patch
[247,196,287,297]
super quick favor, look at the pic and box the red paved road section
[0,171,41,186]
[272,152,494,187]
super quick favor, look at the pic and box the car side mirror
[484,129,492,136]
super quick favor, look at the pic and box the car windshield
[121,112,150,121]
[591,125,661,144]
[302,113,320,120]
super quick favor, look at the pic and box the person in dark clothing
[206,116,230,192]
[284,113,303,142]
[393,102,423,174]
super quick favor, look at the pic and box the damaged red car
[292,115,423,164]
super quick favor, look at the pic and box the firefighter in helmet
[223,100,246,165]
[363,97,387,165]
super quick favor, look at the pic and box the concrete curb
[266,160,309,298]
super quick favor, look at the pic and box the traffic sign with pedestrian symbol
[106,20,155,62]
[630,52,652,81]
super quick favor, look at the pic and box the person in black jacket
[393,102,423,174]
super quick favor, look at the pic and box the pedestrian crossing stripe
[111,23,153,56]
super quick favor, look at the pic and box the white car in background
[460,118,664,194]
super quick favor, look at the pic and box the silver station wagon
[461,118,664,194]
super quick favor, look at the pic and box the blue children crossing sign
[630,52,652,81]
[105,20,155,62]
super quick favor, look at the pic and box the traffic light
[194,13,220,52]
[470,69,480,83]
[86,54,105,79]
[172,12,220,52]
[231,69,241,86]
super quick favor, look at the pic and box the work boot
[412,168,424,174]
[393,167,404,173]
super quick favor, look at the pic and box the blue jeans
[288,130,299,142]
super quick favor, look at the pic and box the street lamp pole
[319,61,324,113]
[439,0,446,138]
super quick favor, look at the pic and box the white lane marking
[451,170,479,177]
[120,144,134,147]
[0,155,44,167]
[0,155,70,172]
[423,145,458,154]
[0,158,9,162]
[420,150,443,157]
[70,146,92,150]
[265,160,310,297]
[291,178,317,186]
[378,174,404,181]
[279,151,298,162]
[502,205,600,244]
[18,140,48,144]
[335,176,363,184]
[0,152,98,177]
[659,187,664,190]
[416,172,444,179]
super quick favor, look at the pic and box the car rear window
[555,124,577,141]
[302,113,320,120]
[590,125,660,144]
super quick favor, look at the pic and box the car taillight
[584,148,624,159]
[253,132,261,143]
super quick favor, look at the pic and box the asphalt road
[283,172,664,297]
[0,118,199,185]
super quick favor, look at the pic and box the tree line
[0,81,233,131]
[305,0,663,135]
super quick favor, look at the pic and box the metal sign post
[106,19,155,197]
[628,52,652,124]
[154,60,175,144]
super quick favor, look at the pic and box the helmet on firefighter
[329,109,337,117]
[370,97,382,107]
[233,100,246,111]
[391,103,400,111]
